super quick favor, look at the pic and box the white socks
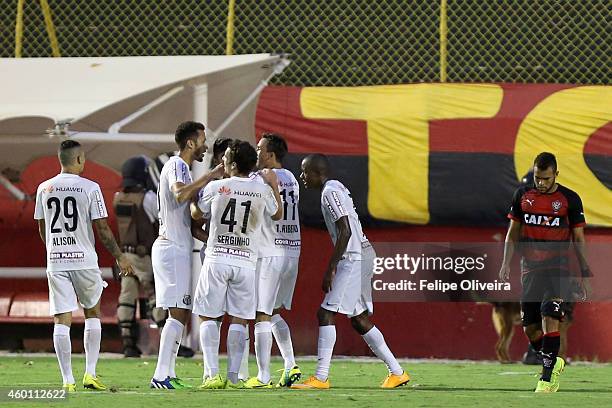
[254,321,272,383]
[226,324,247,384]
[271,314,296,369]
[84,318,101,377]
[153,317,184,380]
[53,324,74,385]
[167,325,184,378]
[315,325,336,381]
[362,326,403,375]
[239,323,250,380]
[200,320,220,378]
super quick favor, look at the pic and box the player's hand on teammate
[116,254,134,277]
[322,266,336,293]
[260,168,279,188]
[498,264,510,283]
[210,163,225,179]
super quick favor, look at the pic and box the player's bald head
[58,140,82,166]
[303,153,330,176]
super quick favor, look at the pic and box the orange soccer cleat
[290,376,330,389]
[380,372,410,389]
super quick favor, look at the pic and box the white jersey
[321,180,369,260]
[252,169,301,258]
[34,173,108,272]
[198,176,278,268]
[157,156,193,249]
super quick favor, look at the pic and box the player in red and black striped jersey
[499,152,591,393]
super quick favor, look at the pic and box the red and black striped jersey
[507,184,585,273]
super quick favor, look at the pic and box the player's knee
[83,307,100,319]
[54,312,72,326]
[317,307,334,325]
[523,324,542,341]
[350,312,372,335]
[541,299,564,321]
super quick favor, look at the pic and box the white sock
[84,318,101,377]
[168,326,184,378]
[53,324,74,385]
[239,323,250,380]
[315,325,336,382]
[200,320,220,378]
[153,317,183,380]
[362,326,403,375]
[227,324,246,384]
[271,314,296,369]
[254,321,272,383]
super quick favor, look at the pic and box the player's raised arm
[260,168,283,221]
[93,218,134,277]
[172,164,225,204]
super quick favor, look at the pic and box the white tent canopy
[0,54,289,171]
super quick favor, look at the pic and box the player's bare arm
[572,226,592,300]
[323,216,352,293]
[171,164,225,204]
[499,219,521,282]
[93,218,134,276]
[191,217,208,243]
[259,168,283,220]
[36,219,45,244]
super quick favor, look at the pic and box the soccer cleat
[277,365,302,388]
[150,376,177,389]
[535,380,555,393]
[83,373,107,391]
[62,383,76,393]
[170,377,192,389]
[290,376,330,389]
[225,379,247,389]
[380,371,411,389]
[549,357,565,392]
[245,377,273,389]
[199,374,226,390]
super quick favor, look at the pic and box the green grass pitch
[0,355,611,407]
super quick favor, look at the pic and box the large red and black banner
[255,84,611,227]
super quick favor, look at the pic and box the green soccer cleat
[245,377,273,389]
[170,377,192,389]
[199,374,226,390]
[535,380,555,393]
[83,373,107,391]
[276,365,302,388]
[550,357,566,392]
[62,383,76,393]
[225,379,247,389]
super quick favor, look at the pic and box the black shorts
[520,270,578,327]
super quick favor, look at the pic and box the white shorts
[193,259,256,320]
[152,239,193,310]
[47,268,107,316]
[321,248,375,318]
[256,256,299,315]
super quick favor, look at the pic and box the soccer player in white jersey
[191,140,282,389]
[150,121,224,389]
[244,133,302,388]
[293,154,410,389]
[34,140,134,392]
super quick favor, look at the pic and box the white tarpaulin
[0,54,288,171]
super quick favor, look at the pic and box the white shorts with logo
[256,256,299,315]
[47,268,107,315]
[193,258,256,320]
[152,239,193,310]
[321,247,375,318]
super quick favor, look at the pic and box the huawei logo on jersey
[218,186,232,195]
[524,213,561,227]
[44,185,54,193]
